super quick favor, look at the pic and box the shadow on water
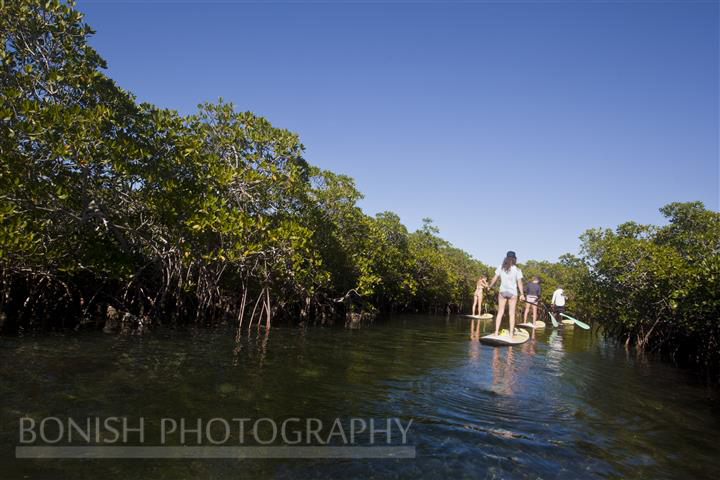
[1,315,719,479]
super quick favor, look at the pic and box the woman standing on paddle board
[471,276,488,316]
[487,251,525,337]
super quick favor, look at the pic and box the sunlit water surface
[1,315,718,479]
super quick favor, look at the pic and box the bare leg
[479,291,484,314]
[472,295,478,316]
[532,305,538,325]
[523,303,530,323]
[508,296,518,336]
[494,294,507,335]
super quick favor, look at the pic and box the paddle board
[464,314,493,319]
[560,313,590,329]
[561,319,575,326]
[480,330,529,346]
[518,321,546,329]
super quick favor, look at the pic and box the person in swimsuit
[471,276,488,316]
[523,276,541,326]
[487,251,525,337]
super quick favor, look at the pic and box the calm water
[1,315,718,479]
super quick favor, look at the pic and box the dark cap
[506,251,516,259]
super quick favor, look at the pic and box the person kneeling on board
[551,286,567,319]
[487,251,525,337]
[523,276,541,326]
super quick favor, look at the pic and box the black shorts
[553,306,565,315]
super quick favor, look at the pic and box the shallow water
[1,315,718,479]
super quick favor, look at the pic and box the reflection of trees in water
[233,326,271,368]
[561,340,720,479]
[234,316,475,407]
[5,315,718,479]
[544,326,598,378]
[558,325,598,354]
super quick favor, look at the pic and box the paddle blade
[548,312,559,327]
[560,313,590,330]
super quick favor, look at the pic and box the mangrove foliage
[0,0,489,333]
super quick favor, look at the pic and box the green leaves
[574,202,720,374]
[0,0,519,332]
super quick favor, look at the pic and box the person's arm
[551,291,557,305]
[518,278,525,299]
[487,274,499,290]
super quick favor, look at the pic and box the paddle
[524,299,588,330]
[527,297,589,330]
[547,310,559,328]
[559,312,590,330]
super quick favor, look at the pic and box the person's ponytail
[501,255,516,272]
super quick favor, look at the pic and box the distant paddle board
[480,330,529,346]
[561,319,575,326]
[518,321,545,329]
[464,314,493,319]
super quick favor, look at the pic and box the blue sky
[78,0,718,266]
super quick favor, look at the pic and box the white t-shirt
[551,288,566,307]
[495,265,523,296]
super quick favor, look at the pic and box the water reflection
[1,315,718,480]
[469,318,481,340]
[547,329,564,374]
[468,332,480,362]
[491,347,516,396]
[520,333,536,357]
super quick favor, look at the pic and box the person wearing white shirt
[487,251,525,337]
[551,287,567,318]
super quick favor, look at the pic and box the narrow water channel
[1,315,718,479]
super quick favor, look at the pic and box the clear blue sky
[79,0,718,266]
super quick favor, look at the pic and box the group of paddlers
[471,251,568,338]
